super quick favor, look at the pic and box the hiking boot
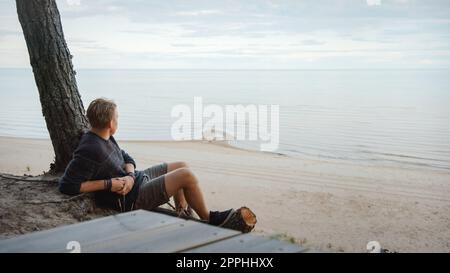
[209,209,235,226]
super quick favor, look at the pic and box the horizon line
[1,67,450,71]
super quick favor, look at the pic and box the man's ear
[109,119,114,129]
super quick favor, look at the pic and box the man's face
[110,108,118,135]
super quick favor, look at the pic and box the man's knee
[168,161,189,172]
[176,167,197,186]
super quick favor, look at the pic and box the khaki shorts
[135,162,169,210]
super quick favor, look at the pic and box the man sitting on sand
[59,98,234,227]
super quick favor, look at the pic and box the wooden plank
[300,248,320,253]
[0,209,313,253]
[0,210,182,253]
[81,220,241,253]
[184,233,270,253]
[184,233,306,253]
[244,238,307,253]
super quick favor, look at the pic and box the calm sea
[1,68,449,170]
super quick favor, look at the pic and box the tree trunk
[16,0,89,173]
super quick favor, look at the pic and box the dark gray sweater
[59,131,144,211]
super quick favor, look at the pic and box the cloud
[171,43,197,47]
[1,0,450,69]
[301,39,326,46]
[68,38,110,51]
[366,0,381,6]
[174,10,222,16]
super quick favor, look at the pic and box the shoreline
[1,135,447,173]
[0,136,449,252]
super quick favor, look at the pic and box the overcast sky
[1,0,450,69]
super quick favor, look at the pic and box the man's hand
[111,177,126,193]
[79,175,134,194]
[113,176,134,195]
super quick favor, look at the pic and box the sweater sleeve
[58,154,97,195]
[121,149,136,169]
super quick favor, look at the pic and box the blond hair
[86,98,117,129]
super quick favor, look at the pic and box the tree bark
[16,0,89,173]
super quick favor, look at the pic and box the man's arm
[116,163,135,195]
[116,150,136,196]
[59,154,95,195]
[121,150,136,169]
[60,145,137,195]
[80,178,126,193]
[79,179,105,193]
[59,154,128,195]
[124,163,135,173]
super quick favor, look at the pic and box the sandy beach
[0,136,449,252]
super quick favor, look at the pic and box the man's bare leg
[167,162,189,210]
[164,167,209,221]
